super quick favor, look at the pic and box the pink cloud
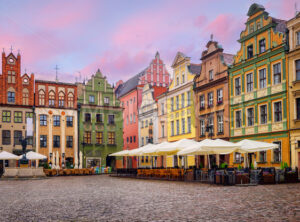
[194,15,207,28]
[266,0,297,20]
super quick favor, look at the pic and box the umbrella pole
[208,154,211,169]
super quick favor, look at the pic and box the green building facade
[77,69,123,168]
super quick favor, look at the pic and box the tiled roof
[188,63,201,75]
[152,86,168,101]
[115,69,146,98]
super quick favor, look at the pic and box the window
[8,91,15,103]
[67,93,74,108]
[66,116,73,127]
[247,45,253,59]
[141,121,144,128]
[259,39,266,53]
[209,70,213,80]
[273,141,281,163]
[126,137,129,144]
[89,95,95,103]
[217,114,223,134]
[176,96,179,110]
[260,105,268,124]
[187,116,191,133]
[2,111,11,122]
[53,135,60,148]
[182,73,185,83]
[7,71,16,83]
[2,130,11,145]
[296,60,300,81]
[22,89,29,105]
[200,95,205,109]
[200,119,205,137]
[40,115,47,126]
[249,24,254,33]
[274,101,282,122]
[130,136,132,143]
[181,93,185,108]
[96,114,103,123]
[126,116,129,125]
[257,21,262,29]
[176,119,180,135]
[130,114,132,124]
[14,111,22,123]
[217,89,223,104]
[39,90,45,106]
[235,77,241,96]
[235,152,241,163]
[246,73,253,92]
[108,132,115,145]
[161,125,165,138]
[297,32,300,46]
[259,68,267,89]
[208,92,213,107]
[134,136,136,143]
[236,110,242,128]
[85,113,91,122]
[14,131,22,145]
[66,136,73,148]
[176,76,179,86]
[53,115,60,126]
[84,131,91,144]
[133,113,136,123]
[108,115,115,124]
[171,121,174,136]
[161,103,165,115]
[133,97,135,103]
[247,108,254,126]
[259,151,266,162]
[49,91,55,106]
[58,91,65,107]
[181,118,185,134]
[142,137,144,146]
[187,91,191,106]
[96,132,103,144]
[40,135,47,148]
[104,97,110,105]
[273,63,281,84]
[25,112,33,123]
[297,98,300,120]
[171,98,174,111]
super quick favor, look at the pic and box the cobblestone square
[0,175,300,221]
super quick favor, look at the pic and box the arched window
[58,91,65,107]
[7,87,15,103]
[49,90,55,107]
[38,90,45,106]
[67,92,74,108]
[22,88,29,105]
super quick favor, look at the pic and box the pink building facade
[115,52,170,168]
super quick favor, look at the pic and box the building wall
[287,14,300,168]
[229,4,289,168]
[157,93,168,143]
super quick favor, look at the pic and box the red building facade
[115,52,170,168]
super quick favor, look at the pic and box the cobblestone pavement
[0,175,300,221]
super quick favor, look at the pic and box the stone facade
[287,13,300,169]
[77,69,123,169]
[35,80,78,168]
[194,40,233,167]
[229,4,289,168]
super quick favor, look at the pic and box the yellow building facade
[166,52,201,167]
[287,13,300,169]
[229,4,289,168]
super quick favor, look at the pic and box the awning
[156,139,198,155]
[19,151,47,160]
[0,151,19,160]
[109,150,130,157]
[236,139,279,153]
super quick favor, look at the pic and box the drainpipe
[77,103,81,168]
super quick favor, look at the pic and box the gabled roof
[247,3,265,17]
[115,69,146,98]
[171,52,190,67]
[152,86,168,101]
[188,63,201,75]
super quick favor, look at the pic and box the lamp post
[49,152,52,168]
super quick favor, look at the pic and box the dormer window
[259,39,266,53]
[176,76,179,86]
[182,73,185,83]
[249,24,254,33]
[247,45,253,59]
[257,21,261,29]
[104,97,110,105]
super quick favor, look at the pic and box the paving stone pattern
[0,175,300,221]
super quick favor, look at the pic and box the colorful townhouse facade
[287,13,300,169]
[0,51,34,163]
[35,80,78,168]
[77,69,123,169]
[194,40,233,168]
[157,92,168,144]
[138,83,167,168]
[229,4,289,168]
[115,52,170,168]
[166,52,201,167]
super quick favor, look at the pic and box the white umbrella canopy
[200,139,241,154]
[142,142,171,156]
[19,151,47,160]
[236,139,279,153]
[0,151,19,160]
[177,139,213,155]
[128,144,154,156]
[109,150,130,157]
[156,139,198,155]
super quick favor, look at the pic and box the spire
[155,51,160,59]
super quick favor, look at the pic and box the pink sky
[0,0,296,84]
